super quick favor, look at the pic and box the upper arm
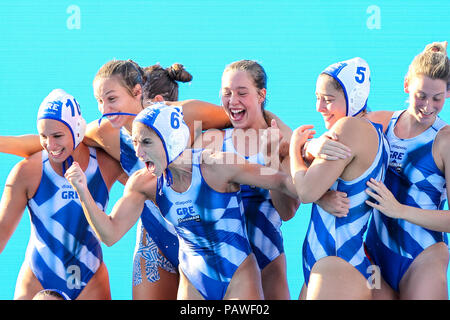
[212,152,288,191]
[0,158,39,252]
[294,118,358,202]
[96,148,126,190]
[106,171,154,240]
[366,111,394,133]
[434,126,450,201]
[180,100,230,130]
[85,120,121,161]
[172,100,230,143]
[192,129,224,151]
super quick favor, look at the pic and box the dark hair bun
[167,63,193,83]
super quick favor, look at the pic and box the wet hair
[94,59,145,97]
[94,59,192,104]
[142,63,193,101]
[223,60,268,109]
[407,41,450,90]
[319,73,344,92]
[33,289,68,300]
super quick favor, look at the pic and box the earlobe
[154,94,165,102]
[259,88,267,104]
[133,83,142,97]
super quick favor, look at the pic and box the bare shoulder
[7,151,43,198]
[85,119,121,160]
[195,129,225,151]
[366,110,395,132]
[331,117,379,154]
[435,125,450,154]
[126,168,157,199]
[331,116,373,137]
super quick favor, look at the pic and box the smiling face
[93,75,142,129]
[38,119,74,163]
[405,74,447,125]
[221,69,266,129]
[132,121,167,177]
[315,74,347,129]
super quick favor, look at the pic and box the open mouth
[107,114,120,122]
[145,161,156,174]
[49,148,65,159]
[229,108,246,122]
[419,110,434,117]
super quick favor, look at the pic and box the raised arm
[260,119,300,220]
[0,135,42,158]
[84,120,121,161]
[203,150,297,200]
[65,162,151,246]
[167,99,231,142]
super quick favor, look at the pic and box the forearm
[76,185,123,246]
[398,206,450,233]
[0,135,42,157]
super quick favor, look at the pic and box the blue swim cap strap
[165,168,174,187]
[97,112,137,127]
[62,155,74,175]
[156,169,174,195]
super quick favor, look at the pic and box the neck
[165,150,193,192]
[49,143,89,176]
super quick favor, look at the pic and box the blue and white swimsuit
[365,110,448,291]
[119,128,179,285]
[303,121,390,285]
[222,128,284,269]
[25,148,108,300]
[155,149,252,300]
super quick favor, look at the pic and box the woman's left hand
[365,178,405,219]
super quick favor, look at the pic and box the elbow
[102,237,118,247]
[281,199,301,221]
[295,186,318,204]
[94,230,119,247]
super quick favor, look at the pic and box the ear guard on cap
[322,57,371,117]
[37,88,86,150]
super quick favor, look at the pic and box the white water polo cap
[37,89,86,150]
[322,57,371,117]
[134,103,190,166]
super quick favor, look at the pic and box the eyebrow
[222,86,249,90]
[316,92,336,97]
[95,89,116,99]
[417,90,445,97]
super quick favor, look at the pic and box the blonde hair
[407,41,449,90]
